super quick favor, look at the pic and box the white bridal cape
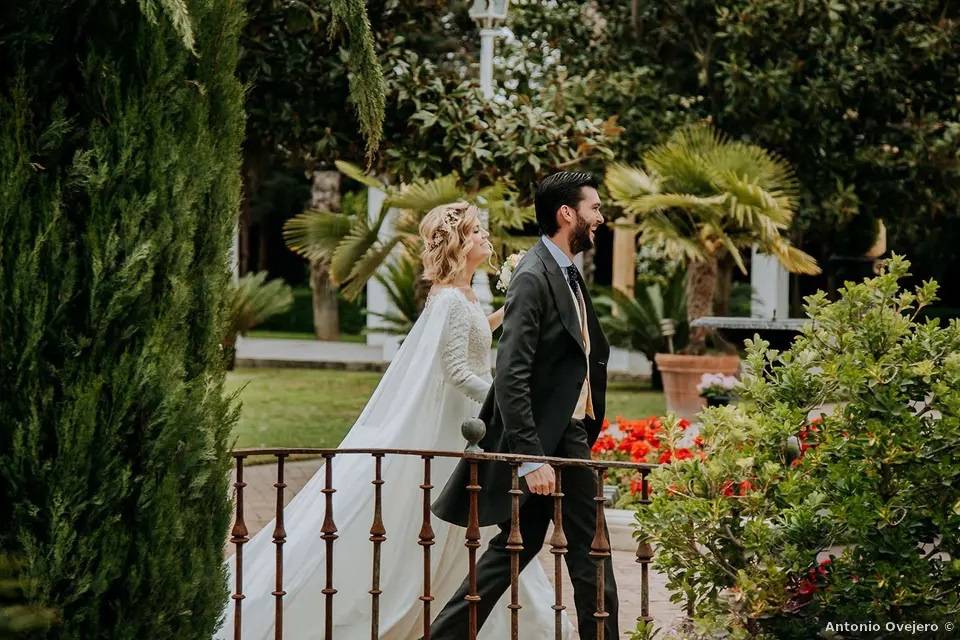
[217,287,572,639]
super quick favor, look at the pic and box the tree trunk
[413,258,432,313]
[257,219,270,272]
[612,216,636,295]
[239,165,255,275]
[713,254,734,316]
[309,170,342,340]
[684,257,718,354]
[240,148,268,276]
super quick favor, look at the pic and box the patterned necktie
[565,265,581,300]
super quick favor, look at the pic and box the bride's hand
[487,306,504,331]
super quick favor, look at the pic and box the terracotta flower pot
[655,353,741,421]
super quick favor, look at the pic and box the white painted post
[479,28,496,99]
[365,186,401,357]
[472,27,499,314]
[750,246,790,320]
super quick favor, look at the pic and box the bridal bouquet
[495,251,526,292]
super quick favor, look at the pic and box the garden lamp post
[470,0,510,98]
[469,0,510,311]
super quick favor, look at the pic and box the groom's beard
[569,215,594,255]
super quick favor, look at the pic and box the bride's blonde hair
[419,201,480,284]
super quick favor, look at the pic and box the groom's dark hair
[534,171,599,237]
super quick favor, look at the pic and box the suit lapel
[533,240,586,354]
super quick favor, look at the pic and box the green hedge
[0,1,242,637]
[257,286,367,336]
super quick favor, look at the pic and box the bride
[217,202,572,639]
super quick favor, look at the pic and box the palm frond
[643,125,722,194]
[632,214,706,262]
[620,192,726,216]
[476,182,509,208]
[488,203,536,232]
[283,210,353,262]
[708,141,798,194]
[328,218,379,284]
[604,163,660,202]
[335,159,386,190]
[369,255,420,334]
[384,174,463,212]
[767,240,821,275]
[227,272,294,336]
[339,236,404,300]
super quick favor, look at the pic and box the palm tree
[605,124,820,353]
[283,161,535,307]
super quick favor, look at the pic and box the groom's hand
[524,464,556,495]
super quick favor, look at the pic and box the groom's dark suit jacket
[432,238,610,527]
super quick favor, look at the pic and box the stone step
[606,507,640,553]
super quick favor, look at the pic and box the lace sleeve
[440,295,490,404]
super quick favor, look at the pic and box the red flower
[601,418,610,432]
[721,480,735,497]
[629,477,645,495]
[678,418,691,431]
[817,559,831,576]
[738,479,753,494]
[658,450,673,464]
[591,434,617,455]
[674,448,693,461]
[630,440,652,462]
[796,578,818,596]
[693,435,705,448]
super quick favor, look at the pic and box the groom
[431,171,618,639]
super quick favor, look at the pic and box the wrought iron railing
[228,423,656,640]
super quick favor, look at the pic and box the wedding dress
[217,287,573,639]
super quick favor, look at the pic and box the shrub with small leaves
[635,256,960,638]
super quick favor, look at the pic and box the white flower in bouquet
[496,251,526,292]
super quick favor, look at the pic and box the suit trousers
[428,420,619,640]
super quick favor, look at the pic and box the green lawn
[226,368,665,451]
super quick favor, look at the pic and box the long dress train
[217,287,573,639]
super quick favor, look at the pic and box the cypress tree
[1,1,243,637]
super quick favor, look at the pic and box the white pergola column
[365,186,401,358]
[750,246,789,320]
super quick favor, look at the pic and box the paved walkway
[229,458,684,636]
[235,336,652,380]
